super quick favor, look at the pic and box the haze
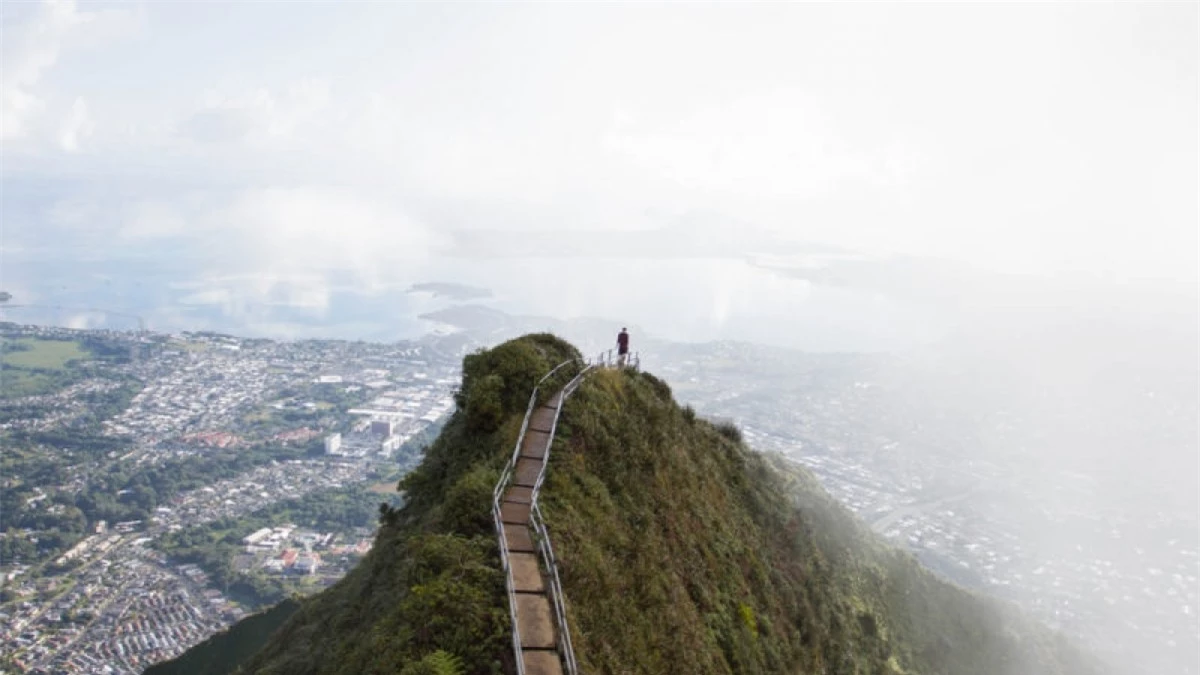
[2,3,1197,674]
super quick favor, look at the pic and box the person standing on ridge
[616,327,630,367]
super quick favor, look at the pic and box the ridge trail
[492,351,637,675]
[499,399,567,675]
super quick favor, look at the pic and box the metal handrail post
[493,357,582,675]
[495,352,651,675]
[526,364,593,675]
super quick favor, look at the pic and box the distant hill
[151,334,1108,675]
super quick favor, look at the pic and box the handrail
[495,358,577,504]
[595,349,640,370]
[492,474,525,672]
[531,502,575,673]
[527,365,594,674]
[492,358,581,675]
[493,352,638,675]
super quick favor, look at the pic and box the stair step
[513,457,542,487]
[505,524,536,553]
[520,430,550,459]
[509,552,545,593]
[528,406,557,434]
[522,649,565,675]
[505,486,534,504]
[500,500,531,525]
[516,593,556,649]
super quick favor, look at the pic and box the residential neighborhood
[1,325,1194,675]
[0,324,463,673]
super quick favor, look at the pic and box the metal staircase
[491,351,638,675]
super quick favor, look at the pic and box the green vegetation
[237,379,378,443]
[1,337,89,370]
[0,336,90,397]
[81,439,322,518]
[543,368,1101,674]
[156,486,394,608]
[0,332,136,398]
[0,430,323,568]
[0,330,162,568]
[1,378,140,429]
[178,335,578,675]
[0,376,143,566]
[400,651,467,675]
[155,334,1104,675]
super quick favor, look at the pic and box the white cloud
[5,2,1196,284]
[180,79,332,147]
[1,0,141,146]
[47,194,102,227]
[212,187,440,275]
[2,86,44,142]
[121,200,187,239]
[106,186,444,317]
[58,96,93,151]
[604,90,897,199]
[64,311,106,330]
[1,0,72,141]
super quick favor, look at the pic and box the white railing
[492,357,582,675]
[594,348,640,370]
[492,351,639,675]
[529,501,573,671]
[527,364,597,675]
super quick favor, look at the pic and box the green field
[0,371,57,397]
[0,337,92,397]
[2,338,89,370]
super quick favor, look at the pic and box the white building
[324,433,342,454]
[242,527,273,545]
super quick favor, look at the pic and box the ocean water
[1,253,945,351]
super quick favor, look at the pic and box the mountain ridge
[149,334,1107,675]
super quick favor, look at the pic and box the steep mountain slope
[143,599,300,675]
[541,369,1097,675]
[152,334,1106,675]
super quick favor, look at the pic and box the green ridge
[152,334,1107,675]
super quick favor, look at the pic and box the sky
[3,6,1196,670]
[1,1,1197,339]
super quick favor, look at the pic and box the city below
[0,323,1195,675]
[2,324,459,673]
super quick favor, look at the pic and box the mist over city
[2,2,1196,674]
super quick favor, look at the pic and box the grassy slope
[1,337,89,369]
[153,335,1104,675]
[544,368,1101,675]
[0,337,91,397]
[227,335,582,675]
